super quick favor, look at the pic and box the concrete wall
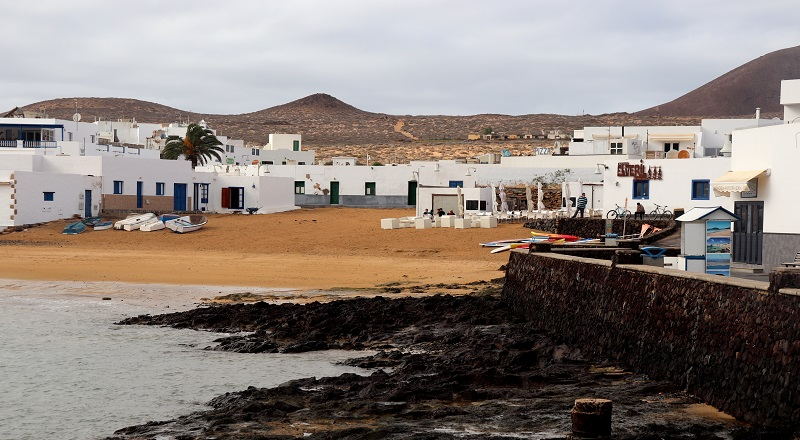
[763,233,800,271]
[502,251,800,426]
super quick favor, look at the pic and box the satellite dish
[501,149,512,157]
[72,113,81,122]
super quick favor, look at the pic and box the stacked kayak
[481,231,596,253]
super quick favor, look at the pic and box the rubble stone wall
[502,251,800,427]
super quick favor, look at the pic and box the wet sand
[0,208,518,289]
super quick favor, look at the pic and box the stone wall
[502,251,800,427]
[295,194,411,208]
[102,194,175,212]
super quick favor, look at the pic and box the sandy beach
[0,208,518,290]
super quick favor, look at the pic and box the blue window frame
[632,180,649,200]
[691,179,710,200]
[156,182,165,196]
[448,180,464,188]
[43,192,54,201]
[200,183,209,203]
[113,180,123,194]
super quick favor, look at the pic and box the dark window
[43,192,54,201]
[295,181,305,194]
[200,183,209,203]
[365,182,376,195]
[633,180,649,199]
[298,162,306,165]
[610,142,623,155]
[113,181,123,194]
[479,201,487,211]
[228,187,244,209]
[448,180,464,188]
[692,179,710,200]
[293,140,300,151]
[156,182,165,196]
[466,200,479,210]
[663,142,679,153]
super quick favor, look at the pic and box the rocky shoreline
[110,290,790,439]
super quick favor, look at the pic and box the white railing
[23,141,58,148]
[0,140,17,148]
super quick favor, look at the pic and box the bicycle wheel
[661,210,673,220]
[606,210,617,219]
[622,210,632,219]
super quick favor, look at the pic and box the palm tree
[161,123,224,168]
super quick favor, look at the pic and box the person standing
[572,193,588,218]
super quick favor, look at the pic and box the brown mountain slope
[21,94,703,147]
[638,45,800,117]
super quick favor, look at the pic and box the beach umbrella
[537,181,545,210]
[499,184,508,213]
[490,184,498,214]
[525,185,533,215]
[563,181,572,217]
[456,186,465,217]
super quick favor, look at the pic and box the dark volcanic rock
[110,294,792,439]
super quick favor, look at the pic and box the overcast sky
[2,0,799,116]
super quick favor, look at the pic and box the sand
[0,208,523,289]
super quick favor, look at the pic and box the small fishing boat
[93,221,113,231]
[165,215,207,234]
[114,213,156,231]
[82,217,103,226]
[139,216,167,232]
[63,221,87,235]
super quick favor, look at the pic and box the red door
[221,187,230,208]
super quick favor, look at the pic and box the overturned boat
[165,215,207,234]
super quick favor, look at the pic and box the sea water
[0,280,365,440]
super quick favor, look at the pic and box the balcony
[0,140,58,148]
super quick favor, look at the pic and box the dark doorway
[733,201,764,265]
[330,181,340,205]
[407,181,417,205]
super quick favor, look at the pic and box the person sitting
[436,208,445,217]
[422,208,430,218]
[635,202,645,220]
[447,210,455,215]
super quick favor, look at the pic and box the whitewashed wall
[599,157,733,215]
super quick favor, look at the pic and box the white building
[710,79,800,271]
[569,118,781,159]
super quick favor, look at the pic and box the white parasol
[456,186,465,217]
[525,185,533,215]
[563,181,572,217]
[537,181,545,210]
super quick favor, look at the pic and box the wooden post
[571,398,612,438]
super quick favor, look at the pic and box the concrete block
[454,218,471,229]
[440,215,455,228]
[415,218,432,229]
[480,216,498,228]
[381,218,399,230]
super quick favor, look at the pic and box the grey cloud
[1,0,798,116]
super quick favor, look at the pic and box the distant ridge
[20,94,698,145]
[638,45,800,117]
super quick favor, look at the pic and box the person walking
[635,202,645,220]
[572,193,588,218]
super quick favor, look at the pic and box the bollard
[571,398,612,438]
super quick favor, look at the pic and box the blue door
[84,190,92,218]
[136,181,143,209]
[174,183,187,211]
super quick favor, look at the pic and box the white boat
[165,215,207,234]
[139,217,165,232]
[114,213,156,231]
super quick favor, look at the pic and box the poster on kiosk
[705,220,732,276]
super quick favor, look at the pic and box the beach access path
[0,208,513,289]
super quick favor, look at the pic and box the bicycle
[606,204,632,219]
[649,203,673,220]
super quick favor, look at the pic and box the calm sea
[0,280,365,440]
